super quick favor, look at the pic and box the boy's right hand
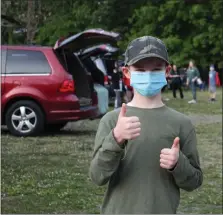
[113,103,141,145]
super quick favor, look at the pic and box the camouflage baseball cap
[124,36,169,66]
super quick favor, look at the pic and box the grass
[109,88,222,115]
[162,88,222,115]
[1,89,222,214]
[1,131,104,214]
[177,123,222,214]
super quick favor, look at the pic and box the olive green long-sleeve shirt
[89,105,203,214]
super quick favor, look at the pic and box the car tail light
[59,80,75,93]
[104,75,109,85]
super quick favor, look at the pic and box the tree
[125,0,223,68]
[2,0,222,70]
[35,1,96,45]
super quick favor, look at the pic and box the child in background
[208,64,217,102]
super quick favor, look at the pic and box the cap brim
[126,53,169,66]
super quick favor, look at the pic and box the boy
[89,36,203,214]
[208,64,217,102]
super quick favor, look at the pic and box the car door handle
[13,81,21,86]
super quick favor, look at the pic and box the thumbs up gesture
[160,137,180,170]
[113,103,141,145]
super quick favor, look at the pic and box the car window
[6,50,51,74]
[1,49,6,74]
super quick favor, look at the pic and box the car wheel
[45,123,67,132]
[5,100,45,137]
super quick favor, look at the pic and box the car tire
[45,122,67,132]
[5,100,45,137]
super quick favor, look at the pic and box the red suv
[1,29,120,136]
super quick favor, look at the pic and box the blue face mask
[130,70,167,97]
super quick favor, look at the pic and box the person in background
[161,64,172,101]
[216,70,221,87]
[169,65,184,99]
[111,62,122,109]
[118,66,127,103]
[123,68,133,102]
[186,60,200,104]
[208,64,217,102]
[166,64,172,90]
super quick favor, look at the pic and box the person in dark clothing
[170,65,184,99]
[111,62,122,109]
[82,58,105,86]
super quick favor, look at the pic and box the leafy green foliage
[1,0,222,68]
[126,0,223,67]
[36,2,95,45]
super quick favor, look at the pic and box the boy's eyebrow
[133,67,146,70]
[153,66,165,69]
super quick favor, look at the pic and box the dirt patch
[64,119,100,132]
[187,114,222,126]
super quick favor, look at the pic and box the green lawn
[162,88,222,115]
[1,88,222,214]
[109,88,222,115]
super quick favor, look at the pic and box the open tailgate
[54,29,120,52]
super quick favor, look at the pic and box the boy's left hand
[160,137,180,169]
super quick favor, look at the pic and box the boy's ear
[122,66,131,79]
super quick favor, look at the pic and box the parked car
[1,29,120,136]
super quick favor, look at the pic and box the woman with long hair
[186,60,201,104]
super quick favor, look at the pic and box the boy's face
[122,57,166,79]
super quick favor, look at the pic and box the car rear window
[6,49,51,75]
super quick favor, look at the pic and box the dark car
[1,29,120,136]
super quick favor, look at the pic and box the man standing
[89,36,203,214]
[111,62,122,109]
[170,65,184,99]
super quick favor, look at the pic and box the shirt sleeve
[186,69,189,78]
[89,118,124,186]
[195,68,200,78]
[169,121,203,191]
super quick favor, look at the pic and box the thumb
[171,137,180,150]
[119,103,126,118]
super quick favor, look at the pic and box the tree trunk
[26,0,35,44]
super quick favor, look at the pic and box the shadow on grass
[42,130,96,137]
[1,127,96,137]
